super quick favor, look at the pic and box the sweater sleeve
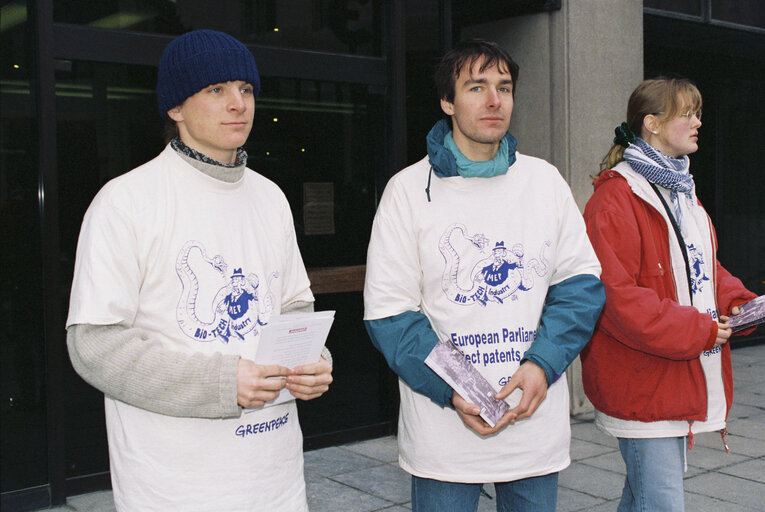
[68,300,321,419]
[365,311,454,408]
[521,274,605,385]
[67,323,241,418]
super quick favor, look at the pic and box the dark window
[0,2,49,492]
[711,0,765,29]
[644,0,703,17]
[55,60,163,480]
[52,0,383,56]
[250,78,380,268]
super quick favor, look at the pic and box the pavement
[49,344,765,512]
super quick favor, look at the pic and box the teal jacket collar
[426,119,518,178]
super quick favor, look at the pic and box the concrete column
[463,0,643,413]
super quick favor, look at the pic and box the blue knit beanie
[156,29,260,118]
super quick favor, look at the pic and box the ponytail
[593,122,634,180]
[599,144,626,174]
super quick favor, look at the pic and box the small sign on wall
[303,182,335,236]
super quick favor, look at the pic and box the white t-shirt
[595,163,725,438]
[364,154,602,483]
[67,146,313,511]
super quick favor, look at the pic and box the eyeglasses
[678,109,702,122]
[653,110,702,122]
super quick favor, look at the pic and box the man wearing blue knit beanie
[66,29,332,511]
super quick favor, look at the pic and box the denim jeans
[411,473,558,512]
[617,437,685,512]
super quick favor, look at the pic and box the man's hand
[236,359,290,408]
[452,392,516,436]
[285,357,333,401]
[495,361,548,422]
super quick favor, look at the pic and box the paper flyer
[729,296,765,333]
[249,310,335,409]
[425,341,518,427]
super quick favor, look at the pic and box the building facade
[1,1,762,510]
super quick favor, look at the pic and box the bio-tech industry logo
[438,223,550,307]
[175,240,277,343]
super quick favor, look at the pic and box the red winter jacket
[581,166,756,423]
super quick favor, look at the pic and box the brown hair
[598,77,702,175]
[434,39,519,103]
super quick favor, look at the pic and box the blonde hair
[598,77,703,175]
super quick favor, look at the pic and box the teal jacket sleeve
[365,311,454,408]
[522,274,605,385]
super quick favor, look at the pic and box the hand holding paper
[495,361,548,422]
[286,357,333,401]
[246,310,335,410]
[728,296,765,333]
[452,391,516,436]
[425,341,515,429]
[236,359,290,408]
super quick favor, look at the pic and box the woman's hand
[715,316,732,347]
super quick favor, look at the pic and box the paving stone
[578,450,626,475]
[570,438,616,462]
[343,435,400,463]
[685,492,758,512]
[304,445,381,477]
[556,486,607,512]
[719,458,765,483]
[570,411,595,424]
[476,491,497,512]
[558,461,624,500]
[685,472,765,509]
[730,345,765,363]
[692,430,735,452]
[581,499,621,512]
[695,432,765,457]
[731,387,765,410]
[728,401,765,420]
[304,468,327,484]
[67,491,116,512]
[728,417,765,442]
[733,370,764,387]
[569,421,618,449]
[306,476,393,512]
[686,443,749,471]
[331,462,411,505]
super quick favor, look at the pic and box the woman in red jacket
[582,78,756,511]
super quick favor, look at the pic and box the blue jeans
[617,437,685,512]
[411,473,558,512]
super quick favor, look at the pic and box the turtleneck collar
[170,137,247,183]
